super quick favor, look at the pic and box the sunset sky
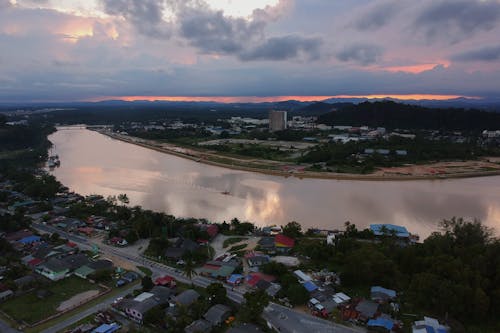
[1,0,500,102]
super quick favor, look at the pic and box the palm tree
[182,257,197,280]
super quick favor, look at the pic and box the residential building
[203,304,231,326]
[36,258,70,281]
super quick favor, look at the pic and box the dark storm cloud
[354,1,402,31]
[239,35,322,61]
[101,0,171,38]
[337,44,383,65]
[178,7,265,54]
[414,0,500,43]
[452,45,500,62]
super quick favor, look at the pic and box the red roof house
[275,234,295,248]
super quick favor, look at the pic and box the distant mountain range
[1,96,499,112]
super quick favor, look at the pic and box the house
[197,224,219,239]
[164,238,200,260]
[154,275,176,288]
[332,292,351,306]
[88,259,114,272]
[17,235,42,245]
[184,319,212,333]
[92,323,121,333]
[121,286,173,323]
[226,274,244,285]
[246,273,276,288]
[371,286,397,302]
[302,280,318,292]
[204,304,231,326]
[74,265,96,279]
[264,283,282,297]
[62,253,90,271]
[200,258,239,279]
[257,237,275,251]
[274,234,295,252]
[247,255,270,268]
[0,290,14,302]
[35,258,71,281]
[412,317,449,333]
[174,289,200,307]
[368,318,395,332]
[370,224,410,239]
[14,275,36,289]
[293,270,312,282]
[77,227,95,237]
[355,300,379,321]
[5,229,33,243]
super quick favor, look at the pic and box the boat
[221,190,230,195]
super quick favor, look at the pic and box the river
[48,128,500,238]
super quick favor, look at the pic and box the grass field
[223,237,247,248]
[0,276,100,325]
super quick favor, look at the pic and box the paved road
[38,284,139,333]
[0,319,22,333]
[32,223,361,332]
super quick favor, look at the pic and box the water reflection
[49,129,500,238]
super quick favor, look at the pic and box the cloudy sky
[1,0,500,102]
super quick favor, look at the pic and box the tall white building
[269,110,287,132]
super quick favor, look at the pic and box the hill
[318,101,500,131]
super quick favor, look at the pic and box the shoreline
[94,129,500,182]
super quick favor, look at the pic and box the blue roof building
[368,318,394,331]
[371,286,397,301]
[18,235,42,245]
[302,280,318,292]
[370,224,410,238]
[92,323,120,333]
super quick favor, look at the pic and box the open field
[0,277,102,325]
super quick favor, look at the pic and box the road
[32,223,361,332]
[0,319,22,333]
[39,284,139,333]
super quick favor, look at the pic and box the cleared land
[0,277,102,325]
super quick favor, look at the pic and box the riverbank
[96,130,500,181]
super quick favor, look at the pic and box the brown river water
[48,128,500,239]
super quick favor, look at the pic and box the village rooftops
[174,289,200,307]
[203,304,231,326]
[370,224,410,238]
[184,319,212,333]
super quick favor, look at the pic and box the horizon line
[88,94,481,104]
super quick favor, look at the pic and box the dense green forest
[318,101,500,130]
[0,114,55,169]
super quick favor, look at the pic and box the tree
[206,283,227,305]
[143,305,165,326]
[118,193,130,205]
[282,221,302,238]
[182,257,197,280]
[286,283,309,305]
[141,276,153,291]
[238,290,269,323]
[50,232,60,243]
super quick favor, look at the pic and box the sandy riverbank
[95,130,500,181]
